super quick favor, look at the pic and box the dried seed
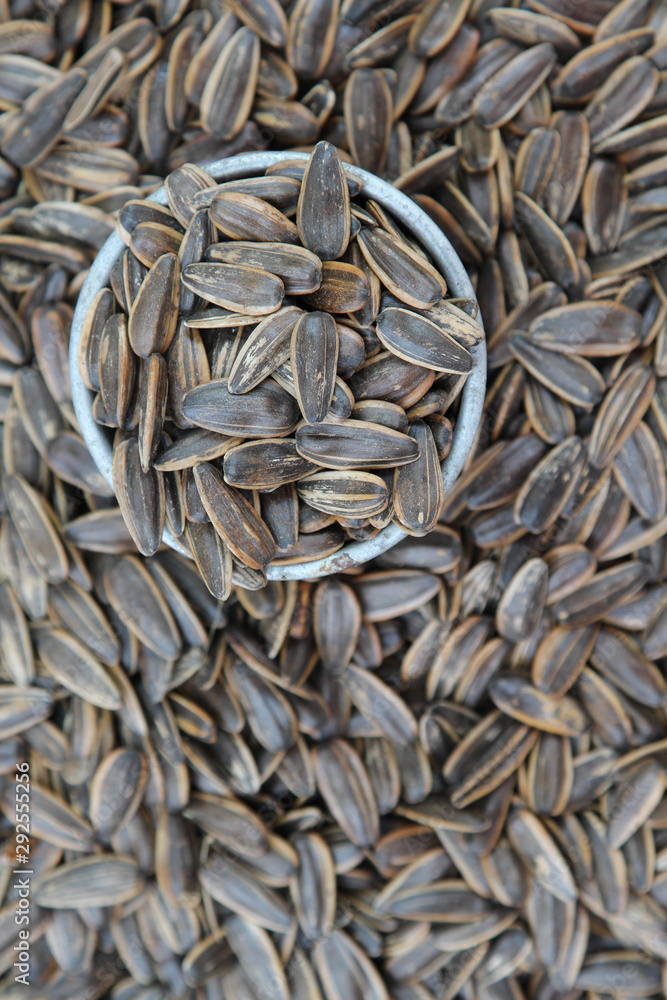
[193,462,276,569]
[201,27,260,140]
[298,141,350,260]
[295,419,419,469]
[182,262,284,316]
[291,311,339,423]
[313,739,379,847]
[34,856,144,909]
[128,253,179,358]
[228,306,302,395]
[183,378,300,438]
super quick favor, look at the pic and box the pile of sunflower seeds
[80,140,482,582]
[3,0,667,999]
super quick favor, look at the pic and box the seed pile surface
[2,2,667,1000]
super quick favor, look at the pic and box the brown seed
[209,189,299,245]
[376,306,473,373]
[130,221,183,267]
[554,562,651,627]
[353,569,440,621]
[1,67,88,167]
[89,749,148,840]
[496,558,549,641]
[511,336,604,409]
[551,29,654,103]
[606,759,666,848]
[614,421,667,522]
[445,711,538,808]
[185,521,233,601]
[580,810,628,914]
[582,160,627,256]
[5,474,68,584]
[297,470,388,518]
[0,581,33,685]
[291,310,339,423]
[312,739,379,847]
[104,555,181,659]
[591,626,667,706]
[297,140,350,260]
[287,0,339,79]
[344,68,393,175]
[35,627,121,711]
[532,625,599,696]
[164,163,216,229]
[201,26,260,140]
[207,242,321,295]
[223,438,317,491]
[529,300,641,356]
[490,673,589,737]
[182,262,285,316]
[393,420,443,534]
[513,193,580,290]
[34,856,145,910]
[312,578,362,671]
[126,253,180,359]
[357,227,447,309]
[112,436,165,557]
[514,436,586,532]
[138,354,168,473]
[302,261,370,314]
[183,378,300,438]
[193,462,276,569]
[291,832,336,940]
[473,43,557,129]
[295,419,420,470]
[167,319,211,429]
[228,306,302,395]
[585,55,658,145]
[588,363,655,468]
[98,313,135,429]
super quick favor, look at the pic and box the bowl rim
[69,149,486,581]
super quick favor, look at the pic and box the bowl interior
[69,151,487,581]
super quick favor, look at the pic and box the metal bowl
[69,150,486,581]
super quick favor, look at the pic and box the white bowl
[69,151,486,581]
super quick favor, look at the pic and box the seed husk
[357,226,447,309]
[585,55,658,145]
[473,43,557,129]
[393,419,443,534]
[112,436,165,557]
[34,856,145,909]
[606,759,666,848]
[181,261,285,316]
[301,261,370,314]
[224,438,318,490]
[376,307,473,373]
[228,306,303,395]
[297,140,350,260]
[490,673,588,736]
[297,470,388,518]
[182,377,300,442]
[207,242,321,295]
[104,555,181,658]
[344,68,393,176]
[193,461,277,569]
[312,739,379,847]
[200,26,260,140]
[291,310,339,423]
[295,419,420,469]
